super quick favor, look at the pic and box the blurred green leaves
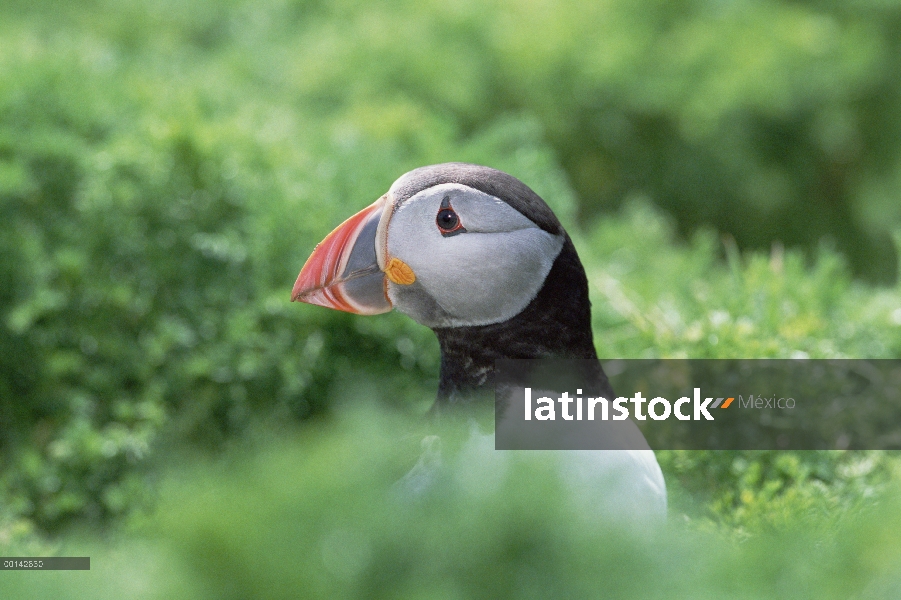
[0,0,900,585]
[1,412,900,599]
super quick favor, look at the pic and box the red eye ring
[436,197,466,237]
[436,208,461,231]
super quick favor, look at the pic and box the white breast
[396,427,667,527]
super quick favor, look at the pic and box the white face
[376,183,564,328]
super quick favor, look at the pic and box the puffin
[292,163,667,522]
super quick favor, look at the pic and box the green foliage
[581,201,901,358]
[660,449,897,534]
[0,0,900,596]
[2,414,901,599]
[7,0,901,282]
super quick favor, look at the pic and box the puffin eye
[437,208,459,230]
[436,197,466,237]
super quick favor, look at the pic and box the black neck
[431,236,598,406]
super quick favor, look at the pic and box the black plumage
[434,235,608,404]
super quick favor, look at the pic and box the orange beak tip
[290,197,391,315]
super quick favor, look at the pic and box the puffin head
[292,163,568,328]
[293,163,598,400]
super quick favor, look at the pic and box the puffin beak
[291,196,393,315]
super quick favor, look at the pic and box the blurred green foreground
[1,0,901,597]
[3,411,901,599]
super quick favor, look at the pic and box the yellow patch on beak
[385,257,416,285]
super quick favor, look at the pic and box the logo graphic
[521,391,795,422]
[496,359,898,451]
[712,397,734,409]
